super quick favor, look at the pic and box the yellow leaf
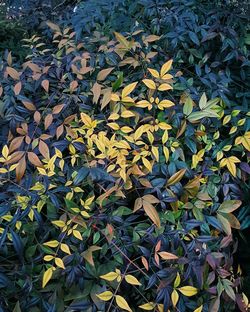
[134,125,145,141]
[138,302,155,310]
[0,168,8,174]
[111,93,120,101]
[142,79,156,90]
[115,295,132,312]
[2,145,9,159]
[73,230,83,240]
[142,157,152,172]
[148,68,159,78]
[100,271,119,281]
[171,289,179,307]
[52,220,65,227]
[125,274,141,285]
[174,272,181,288]
[43,255,54,261]
[158,122,172,130]
[158,251,178,260]
[108,112,120,120]
[162,130,169,144]
[178,286,198,297]
[136,100,152,109]
[121,126,133,133]
[160,60,173,77]
[60,243,71,254]
[158,83,173,91]
[167,169,186,186]
[122,82,138,98]
[42,267,53,288]
[121,110,135,118]
[158,100,175,110]
[241,133,250,151]
[194,305,203,312]
[163,146,169,162]
[55,257,65,269]
[80,113,92,127]
[43,240,59,248]
[107,122,120,130]
[114,32,130,48]
[151,146,159,161]
[96,291,113,301]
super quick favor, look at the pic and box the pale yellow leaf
[115,295,132,312]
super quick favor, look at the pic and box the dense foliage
[0,1,249,311]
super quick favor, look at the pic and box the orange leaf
[142,200,161,227]
[39,140,50,159]
[158,251,178,260]
[16,156,26,182]
[6,67,20,80]
[52,104,65,115]
[44,114,53,130]
[27,152,43,167]
[14,81,22,95]
[41,79,49,92]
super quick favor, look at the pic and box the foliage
[0,22,249,311]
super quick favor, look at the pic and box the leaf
[148,68,159,78]
[158,251,178,260]
[142,195,160,204]
[14,82,22,95]
[100,271,118,281]
[97,67,114,81]
[142,79,156,90]
[28,152,43,167]
[183,96,193,116]
[142,200,161,228]
[167,169,186,186]
[142,157,152,172]
[55,257,65,269]
[194,305,203,312]
[115,295,132,312]
[16,156,26,182]
[92,82,102,104]
[160,60,173,77]
[39,140,50,159]
[171,289,179,307]
[2,145,9,159]
[43,240,59,248]
[41,79,49,92]
[46,21,61,32]
[158,83,173,91]
[217,213,232,235]
[218,200,241,213]
[44,114,53,130]
[114,32,130,48]
[22,100,36,111]
[52,104,65,114]
[138,302,155,310]
[122,82,138,98]
[134,198,143,212]
[125,274,141,285]
[178,286,198,297]
[6,67,20,80]
[42,267,53,288]
[70,80,78,92]
[96,291,113,301]
[199,93,207,110]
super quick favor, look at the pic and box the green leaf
[218,200,241,213]
[183,96,193,116]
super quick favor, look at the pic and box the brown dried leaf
[41,79,49,92]
[52,104,65,115]
[14,81,22,95]
[6,67,20,80]
[97,67,114,81]
[27,152,43,167]
[44,114,53,130]
[39,140,50,159]
[16,156,26,182]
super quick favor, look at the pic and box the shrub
[0,23,249,311]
